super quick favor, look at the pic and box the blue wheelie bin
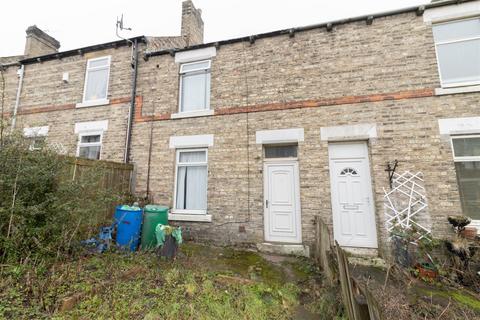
[114,205,143,251]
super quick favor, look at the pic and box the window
[174,149,208,213]
[77,133,102,160]
[179,60,211,113]
[452,135,480,221]
[432,18,480,88]
[82,56,111,103]
[23,126,49,151]
[28,136,46,151]
[264,145,298,159]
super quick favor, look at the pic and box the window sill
[76,99,110,108]
[168,213,212,222]
[171,109,214,119]
[435,85,480,96]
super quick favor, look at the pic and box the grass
[0,243,340,320]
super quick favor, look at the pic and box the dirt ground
[349,260,480,320]
[0,243,345,320]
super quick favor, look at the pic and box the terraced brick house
[1,0,479,257]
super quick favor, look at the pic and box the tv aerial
[115,14,136,67]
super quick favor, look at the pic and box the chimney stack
[24,25,60,57]
[181,1,204,46]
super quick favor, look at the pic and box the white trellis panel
[383,171,431,241]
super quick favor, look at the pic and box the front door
[328,142,378,248]
[264,162,302,243]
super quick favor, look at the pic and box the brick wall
[131,10,474,254]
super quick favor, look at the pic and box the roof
[17,36,147,66]
[145,0,477,59]
[2,0,476,66]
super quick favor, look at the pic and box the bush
[0,134,127,264]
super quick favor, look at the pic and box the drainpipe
[11,64,24,132]
[124,39,139,163]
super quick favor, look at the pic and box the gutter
[145,0,475,59]
[11,64,24,131]
[19,36,147,65]
[124,39,139,163]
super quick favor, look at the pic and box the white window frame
[451,134,480,162]
[433,17,480,89]
[28,136,47,151]
[78,56,111,107]
[178,60,211,115]
[451,134,480,229]
[76,131,104,160]
[172,148,208,215]
[23,126,49,151]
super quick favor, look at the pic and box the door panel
[328,143,378,248]
[264,162,301,243]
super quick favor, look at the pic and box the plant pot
[415,263,438,280]
[460,227,477,240]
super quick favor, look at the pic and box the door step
[341,247,378,257]
[257,243,310,257]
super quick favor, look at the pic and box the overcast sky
[0,0,429,57]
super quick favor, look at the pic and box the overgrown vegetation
[0,244,341,319]
[0,134,126,265]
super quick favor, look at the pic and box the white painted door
[264,162,302,243]
[328,142,378,248]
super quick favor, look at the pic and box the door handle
[266,200,269,208]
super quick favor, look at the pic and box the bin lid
[144,205,169,212]
[119,205,142,211]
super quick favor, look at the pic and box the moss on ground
[417,287,480,311]
[0,243,331,320]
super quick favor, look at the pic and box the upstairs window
[174,149,208,213]
[432,18,480,88]
[452,135,480,221]
[83,56,111,103]
[179,60,211,113]
[77,133,102,160]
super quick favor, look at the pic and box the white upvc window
[28,136,46,151]
[173,149,208,214]
[451,135,480,224]
[23,126,49,151]
[77,132,103,160]
[81,56,111,104]
[432,17,480,88]
[179,60,211,113]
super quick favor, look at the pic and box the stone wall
[130,10,474,254]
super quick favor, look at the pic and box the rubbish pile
[81,203,182,259]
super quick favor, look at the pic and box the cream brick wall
[131,93,478,254]
[131,11,476,254]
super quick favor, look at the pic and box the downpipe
[124,39,139,163]
[11,64,24,132]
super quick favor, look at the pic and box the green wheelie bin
[141,205,169,249]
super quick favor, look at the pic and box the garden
[0,134,343,319]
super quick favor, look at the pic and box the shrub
[0,134,127,264]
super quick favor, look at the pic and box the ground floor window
[174,149,208,213]
[77,132,102,160]
[452,135,480,221]
[28,136,46,151]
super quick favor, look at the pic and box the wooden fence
[70,157,134,193]
[313,216,383,320]
[69,157,134,217]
